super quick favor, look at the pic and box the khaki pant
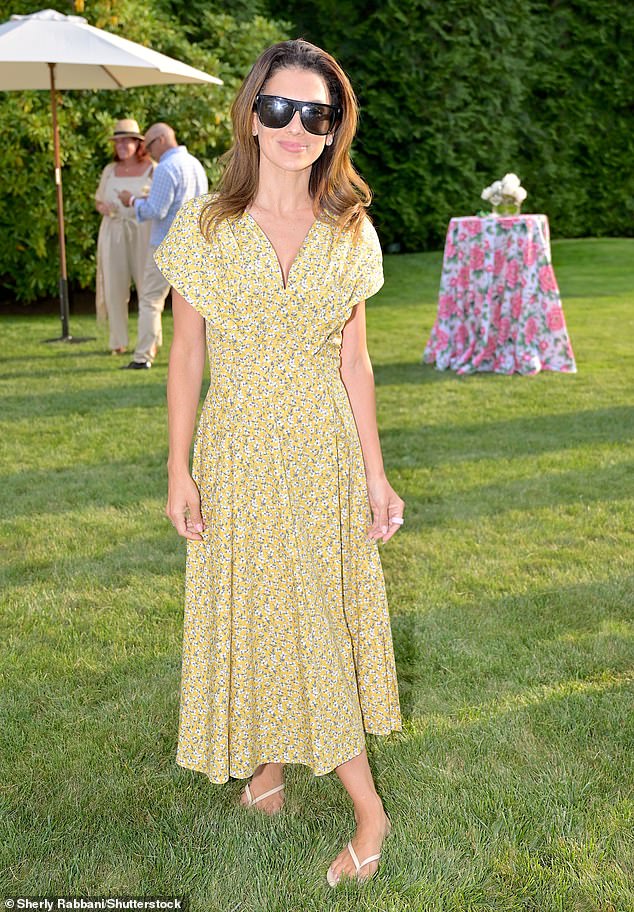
[96,217,151,351]
[133,245,171,364]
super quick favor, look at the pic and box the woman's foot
[327,797,391,885]
[110,347,127,355]
[239,762,285,815]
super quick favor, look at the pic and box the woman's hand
[96,201,114,216]
[166,471,206,541]
[366,473,405,543]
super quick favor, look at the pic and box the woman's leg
[327,748,391,883]
[239,761,285,814]
[130,219,152,352]
[102,223,131,351]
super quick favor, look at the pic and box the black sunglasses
[254,94,340,136]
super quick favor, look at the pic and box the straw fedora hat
[109,118,144,140]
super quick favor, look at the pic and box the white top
[95,162,153,221]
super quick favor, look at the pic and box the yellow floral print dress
[154,194,402,784]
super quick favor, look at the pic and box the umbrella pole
[43,62,94,344]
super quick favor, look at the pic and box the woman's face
[114,137,138,162]
[252,66,334,175]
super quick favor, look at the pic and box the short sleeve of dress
[350,217,384,303]
[153,195,218,318]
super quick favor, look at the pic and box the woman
[95,119,153,354]
[154,40,405,887]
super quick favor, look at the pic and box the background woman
[95,118,153,354]
[155,40,405,888]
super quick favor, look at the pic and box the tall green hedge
[0,0,288,302]
[270,0,634,251]
[1,0,633,301]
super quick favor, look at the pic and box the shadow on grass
[382,404,634,467]
[2,524,179,589]
[374,361,459,386]
[374,360,589,387]
[2,382,168,420]
[396,459,634,527]
[0,458,166,519]
[0,347,109,363]
[391,575,634,722]
[0,359,169,383]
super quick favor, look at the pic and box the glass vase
[493,202,521,216]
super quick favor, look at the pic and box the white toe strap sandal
[327,841,382,887]
[243,782,285,806]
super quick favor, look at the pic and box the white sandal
[241,781,285,810]
[327,817,392,886]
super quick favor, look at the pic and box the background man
[119,122,208,370]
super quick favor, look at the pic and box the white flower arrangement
[481,172,527,213]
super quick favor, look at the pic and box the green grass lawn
[1,238,633,911]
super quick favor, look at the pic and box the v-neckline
[244,210,318,291]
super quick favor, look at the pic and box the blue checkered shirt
[133,145,208,246]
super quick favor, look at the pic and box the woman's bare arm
[339,301,405,543]
[165,289,207,540]
[340,301,385,480]
[95,164,114,216]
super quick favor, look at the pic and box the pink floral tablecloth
[423,215,577,375]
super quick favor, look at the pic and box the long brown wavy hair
[199,39,372,241]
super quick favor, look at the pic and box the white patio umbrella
[0,8,223,341]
